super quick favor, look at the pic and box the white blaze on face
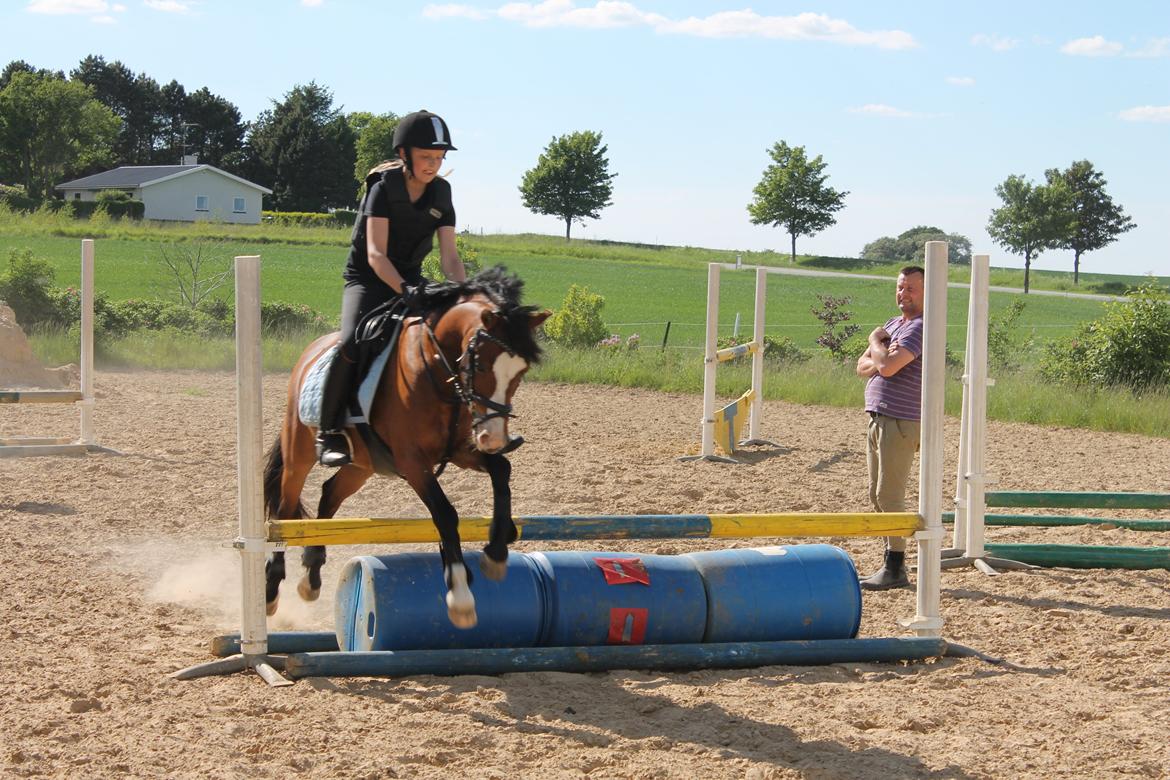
[475,352,527,452]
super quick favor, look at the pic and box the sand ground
[2,371,1168,779]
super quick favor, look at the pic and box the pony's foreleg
[480,453,517,582]
[408,470,476,629]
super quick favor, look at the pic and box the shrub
[987,299,1032,372]
[422,234,483,283]
[544,284,607,347]
[262,210,349,228]
[811,294,861,360]
[0,183,39,212]
[716,334,809,363]
[260,301,332,336]
[0,248,59,327]
[1040,280,1170,390]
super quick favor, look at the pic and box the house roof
[56,165,272,194]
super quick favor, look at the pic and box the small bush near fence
[544,284,607,348]
[716,334,809,363]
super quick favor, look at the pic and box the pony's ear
[480,309,499,329]
[529,309,552,330]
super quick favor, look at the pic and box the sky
[5,1,1170,277]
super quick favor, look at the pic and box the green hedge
[262,210,352,228]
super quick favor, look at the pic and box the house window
[233,197,246,213]
[196,195,209,211]
[74,193,81,200]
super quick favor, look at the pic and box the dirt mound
[0,303,76,389]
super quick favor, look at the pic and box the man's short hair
[899,265,925,278]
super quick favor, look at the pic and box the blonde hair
[368,159,404,176]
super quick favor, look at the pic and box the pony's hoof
[446,603,478,629]
[266,596,279,617]
[297,578,320,602]
[480,555,508,582]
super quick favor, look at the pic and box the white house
[55,159,272,225]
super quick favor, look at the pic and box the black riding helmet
[394,110,456,173]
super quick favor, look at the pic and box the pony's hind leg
[295,464,372,603]
[265,552,285,616]
[480,453,517,582]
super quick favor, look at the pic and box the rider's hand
[400,284,427,312]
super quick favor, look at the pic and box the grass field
[0,225,1134,354]
[5,216,1169,437]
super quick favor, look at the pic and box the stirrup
[316,430,352,467]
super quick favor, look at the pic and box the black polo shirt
[343,165,456,287]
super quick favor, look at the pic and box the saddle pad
[298,343,394,428]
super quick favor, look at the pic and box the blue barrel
[684,545,861,642]
[533,551,707,647]
[334,552,548,652]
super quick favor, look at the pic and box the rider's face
[406,148,445,181]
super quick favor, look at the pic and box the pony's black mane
[425,266,544,363]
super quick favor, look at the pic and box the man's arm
[866,325,917,378]
[856,346,878,377]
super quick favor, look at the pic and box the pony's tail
[263,434,306,520]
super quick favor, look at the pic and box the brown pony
[263,267,549,628]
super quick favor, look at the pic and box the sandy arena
[2,370,1168,779]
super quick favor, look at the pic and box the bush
[987,300,1032,372]
[717,334,809,363]
[544,284,607,347]
[0,183,39,212]
[262,210,349,228]
[1040,280,1170,390]
[260,301,332,336]
[422,234,482,283]
[0,248,60,327]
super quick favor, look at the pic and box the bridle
[418,309,525,460]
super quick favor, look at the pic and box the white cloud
[91,12,115,22]
[1060,35,1123,57]
[1130,37,1170,58]
[27,0,109,13]
[1119,105,1170,123]
[424,2,917,48]
[946,76,975,87]
[144,0,190,12]
[112,2,126,8]
[849,103,916,118]
[970,33,1018,51]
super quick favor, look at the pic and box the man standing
[856,266,925,590]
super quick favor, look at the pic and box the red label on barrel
[607,607,649,644]
[593,557,650,585]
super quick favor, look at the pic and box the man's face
[896,272,925,318]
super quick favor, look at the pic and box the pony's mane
[426,266,544,364]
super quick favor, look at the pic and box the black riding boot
[859,549,911,591]
[316,350,359,467]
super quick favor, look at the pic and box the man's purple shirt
[864,315,924,421]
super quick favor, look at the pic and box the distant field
[0,225,1154,353]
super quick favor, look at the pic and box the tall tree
[182,87,245,171]
[987,175,1072,294]
[519,130,615,241]
[155,79,187,164]
[0,71,119,199]
[1045,160,1135,285]
[747,141,848,262]
[70,56,170,166]
[243,82,356,211]
[1,60,65,90]
[351,111,399,191]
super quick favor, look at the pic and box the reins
[413,306,521,474]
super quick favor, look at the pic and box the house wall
[141,169,265,224]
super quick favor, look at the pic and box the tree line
[744,139,1135,289]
